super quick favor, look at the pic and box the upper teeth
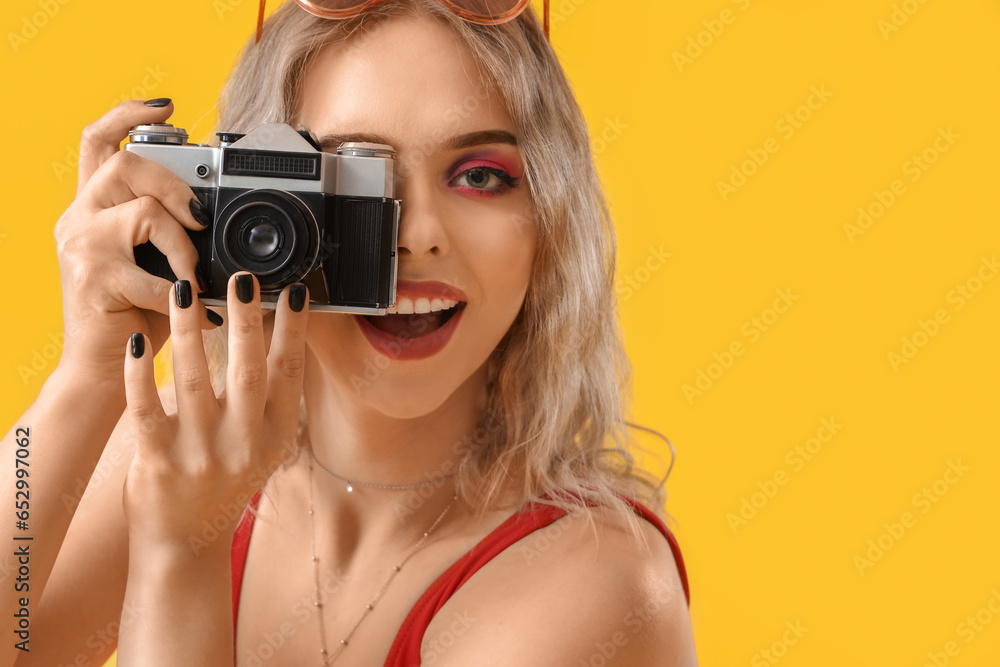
[386,297,459,315]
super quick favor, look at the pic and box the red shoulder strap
[229,492,690,667]
[231,489,264,644]
[383,498,690,666]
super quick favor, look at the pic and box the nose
[395,170,449,259]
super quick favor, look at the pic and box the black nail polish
[236,274,254,304]
[206,309,224,327]
[175,280,192,309]
[195,265,208,294]
[189,197,211,227]
[144,97,171,107]
[289,284,307,313]
[130,333,145,359]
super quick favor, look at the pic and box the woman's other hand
[121,275,308,551]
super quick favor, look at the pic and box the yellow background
[2,0,998,665]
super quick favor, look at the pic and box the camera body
[125,122,399,314]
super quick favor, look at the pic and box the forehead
[296,14,515,152]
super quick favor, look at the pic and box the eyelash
[448,165,520,197]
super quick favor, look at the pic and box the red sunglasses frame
[255,0,550,44]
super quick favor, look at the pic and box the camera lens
[239,217,282,261]
[216,190,320,291]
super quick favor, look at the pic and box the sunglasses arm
[256,0,266,44]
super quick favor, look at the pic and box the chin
[354,348,491,421]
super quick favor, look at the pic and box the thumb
[77,98,175,196]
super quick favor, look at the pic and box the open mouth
[364,296,465,339]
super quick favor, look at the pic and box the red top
[231,490,690,666]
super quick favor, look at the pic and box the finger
[265,284,309,433]
[124,333,169,450]
[86,150,209,233]
[109,195,202,291]
[169,281,220,423]
[78,99,175,197]
[113,263,174,316]
[226,273,268,421]
[109,263,221,331]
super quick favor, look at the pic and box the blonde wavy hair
[206,0,671,530]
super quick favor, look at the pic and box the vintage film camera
[125,122,399,314]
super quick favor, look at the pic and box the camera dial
[129,123,188,145]
[336,142,395,159]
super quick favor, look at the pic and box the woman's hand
[121,274,309,551]
[54,99,217,386]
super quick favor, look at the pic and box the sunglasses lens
[295,0,381,19]
[437,0,530,24]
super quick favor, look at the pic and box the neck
[303,366,485,487]
[297,351,489,557]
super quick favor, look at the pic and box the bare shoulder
[423,503,698,666]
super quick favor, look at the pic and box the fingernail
[130,333,145,359]
[236,274,254,304]
[195,265,208,293]
[144,97,171,107]
[189,197,211,227]
[175,280,193,309]
[289,284,307,312]
[206,309,224,327]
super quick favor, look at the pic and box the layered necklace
[306,446,459,664]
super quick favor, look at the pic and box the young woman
[1,1,697,665]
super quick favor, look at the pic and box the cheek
[304,314,362,373]
[454,206,538,309]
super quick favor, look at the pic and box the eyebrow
[316,129,518,152]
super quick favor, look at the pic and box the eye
[449,164,520,197]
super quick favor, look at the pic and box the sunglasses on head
[256,0,550,44]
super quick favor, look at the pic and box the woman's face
[296,13,537,419]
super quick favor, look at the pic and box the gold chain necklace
[306,453,458,664]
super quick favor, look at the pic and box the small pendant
[346,485,353,493]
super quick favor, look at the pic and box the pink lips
[354,280,467,361]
